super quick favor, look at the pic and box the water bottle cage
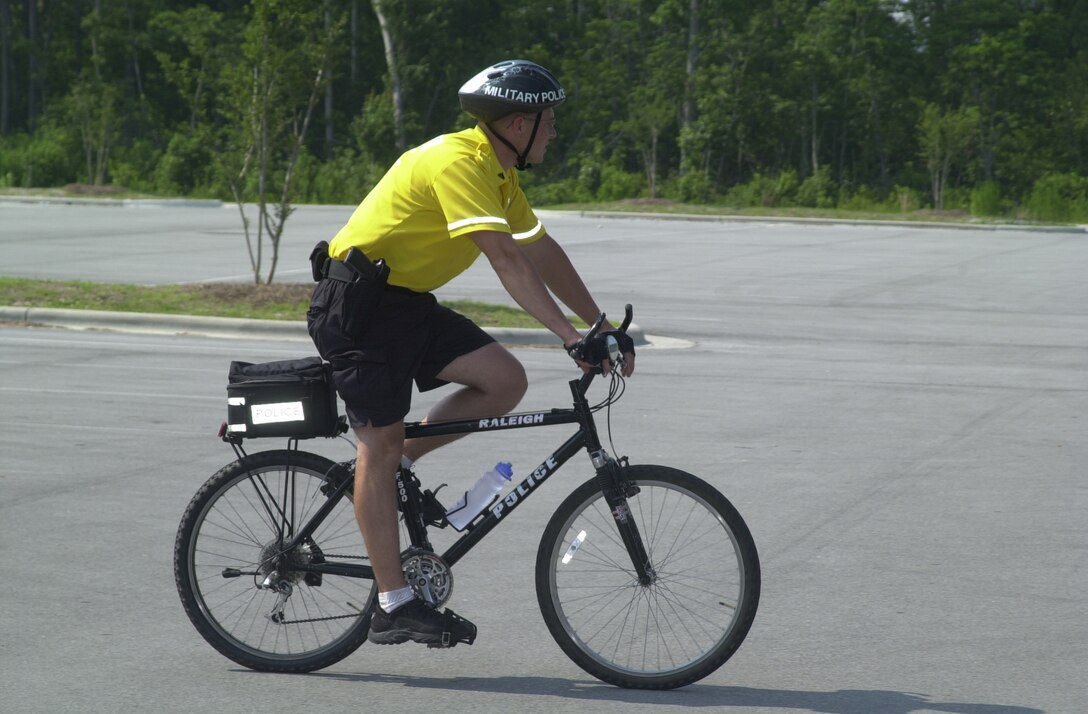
[420,486,450,528]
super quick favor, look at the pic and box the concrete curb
[0,195,223,208]
[0,306,649,347]
[577,210,1088,234]
[4,195,1082,232]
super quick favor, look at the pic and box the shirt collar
[467,125,508,182]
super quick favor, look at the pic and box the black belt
[321,247,383,282]
[321,257,418,295]
[321,258,358,283]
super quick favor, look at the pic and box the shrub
[524,177,591,205]
[796,166,836,208]
[111,139,165,194]
[839,184,881,211]
[595,165,645,202]
[665,170,715,203]
[889,185,922,212]
[724,171,797,208]
[970,181,1004,217]
[1025,173,1088,223]
[148,131,213,195]
[0,125,81,187]
[298,149,385,205]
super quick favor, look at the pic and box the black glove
[603,330,635,357]
[566,331,635,367]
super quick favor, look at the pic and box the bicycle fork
[592,451,656,586]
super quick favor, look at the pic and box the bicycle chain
[277,611,366,625]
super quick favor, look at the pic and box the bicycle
[174,306,760,690]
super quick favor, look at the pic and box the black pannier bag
[225,357,340,439]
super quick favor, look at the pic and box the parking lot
[2,203,1085,713]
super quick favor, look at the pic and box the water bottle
[445,462,513,531]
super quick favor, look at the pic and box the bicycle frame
[269,368,652,585]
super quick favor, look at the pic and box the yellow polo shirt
[328,126,546,292]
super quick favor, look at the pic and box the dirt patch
[911,208,970,219]
[619,197,679,208]
[63,183,129,196]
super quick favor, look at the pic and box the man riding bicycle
[307,59,635,647]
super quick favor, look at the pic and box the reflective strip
[227,397,246,406]
[447,216,509,232]
[226,423,248,433]
[562,530,587,564]
[513,221,543,240]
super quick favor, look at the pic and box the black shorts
[307,280,494,427]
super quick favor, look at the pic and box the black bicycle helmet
[459,59,565,122]
[459,59,566,169]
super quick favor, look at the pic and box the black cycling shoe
[367,599,477,648]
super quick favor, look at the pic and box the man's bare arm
[469,230,582,346]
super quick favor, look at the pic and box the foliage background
[1,0,1087,222]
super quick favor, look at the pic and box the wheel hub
[258,540,320,586]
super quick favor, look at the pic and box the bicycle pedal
[426,609,477,648]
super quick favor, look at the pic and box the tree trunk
[679,0,698,172]
[324,1,334,159]
[810,79,819,174]
[1,0,10,136]
[350,0,358,84]
[684,0,698,125]
[27,0,38,132]
[126,2,145,100]
[646,127,659,198]
[372,0,404,153]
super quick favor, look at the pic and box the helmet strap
[488,112,543,170]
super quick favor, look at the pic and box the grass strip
[0,277,579,329]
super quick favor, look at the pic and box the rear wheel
[174,450,375,672]
[536,465,760,689]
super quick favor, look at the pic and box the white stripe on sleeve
[447,216,510,232]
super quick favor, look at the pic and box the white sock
[379,586,415,613]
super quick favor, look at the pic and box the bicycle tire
[535,465,760,689]
[174,450,375,672]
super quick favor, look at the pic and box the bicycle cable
[589,369,626,461]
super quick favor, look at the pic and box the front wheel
[536,465,760,689]
[174,450,376,672]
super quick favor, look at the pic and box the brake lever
[605,305,633,373]
[584,312,607,341]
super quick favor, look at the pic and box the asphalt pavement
[1,202,1086,714]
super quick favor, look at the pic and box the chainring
[401,549,453,608]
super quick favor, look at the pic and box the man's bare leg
[404,342,527,462]
[353,344,524,586]
[352,420,408,591]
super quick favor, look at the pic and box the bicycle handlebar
[575,304,634,394]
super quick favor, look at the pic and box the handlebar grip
[619,304,633,333]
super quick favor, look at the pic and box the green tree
[219,0,338,284]
[919,102,979,209]
[150,5,231,131]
